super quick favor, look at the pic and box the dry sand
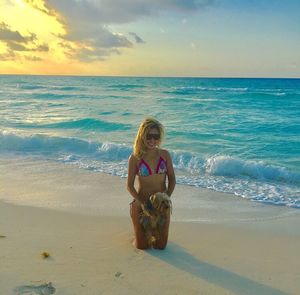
[1,158,300,295]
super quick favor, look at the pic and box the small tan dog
[140,192,172,246]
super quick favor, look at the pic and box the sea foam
[1,131,299,208]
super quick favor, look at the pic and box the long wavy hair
[133,117,164,160]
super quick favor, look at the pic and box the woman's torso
[135,149,167,202]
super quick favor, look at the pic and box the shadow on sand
[148,242,289,295]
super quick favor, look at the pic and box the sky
[0,0,299,77]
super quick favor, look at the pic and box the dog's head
[150,192,171,213]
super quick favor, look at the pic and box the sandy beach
[1,158,300,295]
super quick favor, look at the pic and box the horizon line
[0,74,299,79]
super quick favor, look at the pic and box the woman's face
[145,128,160,150]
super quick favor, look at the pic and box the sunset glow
[0,0,299,77]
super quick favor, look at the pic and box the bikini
[130,155,168,214]
[136,156,167,177]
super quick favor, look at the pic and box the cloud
[65,25,132,49]
[0,22,48,53]
[43,0,214,61]
[72,47,121,62]
[3,0,215,62]
[35,44,50,52]
[0,22,49,62]
[24,55,43,61]
[57,24,133,62]
[46,0,215,24]
[129,32,145,44]
[0,49,16,61]
[0,22,36,43]
[23,0,55,15]
[5,41,29,51]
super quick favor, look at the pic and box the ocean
[1,75,300,210]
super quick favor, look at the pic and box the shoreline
[1,156,298,225]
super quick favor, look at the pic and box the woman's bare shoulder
[128,154,139,163]
[159,149,171,159]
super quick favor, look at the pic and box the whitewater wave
[0,130,100,154]
[205,155,299,184]
[1,131,299,208]
[1,131,299,185]
[171,152,300,185]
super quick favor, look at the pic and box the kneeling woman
[127,118,176,249]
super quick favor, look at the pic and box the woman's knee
[153,234,168,249]
[153,240,167,250]
[135,238,150,250]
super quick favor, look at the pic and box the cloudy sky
[0,0,299,77]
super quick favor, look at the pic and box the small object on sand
[0,235,6,238]
[41,252,51,259]
[115,271,124,278]
[14,282,56,295]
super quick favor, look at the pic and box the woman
[127,117,176,249]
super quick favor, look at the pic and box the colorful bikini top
[137,156,167,177]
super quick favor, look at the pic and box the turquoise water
[1,75,299,208]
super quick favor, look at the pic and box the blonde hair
[133,117,164,159]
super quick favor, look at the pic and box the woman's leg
[153,209,170,250]
[130,200,149,250]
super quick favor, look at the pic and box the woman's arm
[127,154,143,204]
[164,150,176,197]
